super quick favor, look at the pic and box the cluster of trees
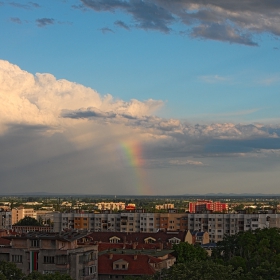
[126,228,280,280]
[0,261,72,280]
[13,217,42,226]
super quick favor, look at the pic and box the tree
[164,261,243,280]
[0,261,24,280]
[24,272,73,280]
[13,216,41,226]
[212,228,280,279]
[173,242,208,263]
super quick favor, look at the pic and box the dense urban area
[1,195,280,279]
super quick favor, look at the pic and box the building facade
[0,231,98,280]
[0,209,12,230]
[188,200,228,213]
[53,211,280,243]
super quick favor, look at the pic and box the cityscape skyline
[0,0,280,195]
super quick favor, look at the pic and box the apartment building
[187,212,276,242]
[0,231,98,280]
[11,207,54,226]
[0,209,12,230]
[96,202,125,211]
[155,204,174,210]
[12,207,37,225]
[53,211,280,243]
[189,200,228,213]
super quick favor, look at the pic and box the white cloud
[1,59,280,164]
[199,74,231,83]
[0,60,163,135]
[169,159,205,166]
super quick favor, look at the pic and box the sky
[0,0,280,195]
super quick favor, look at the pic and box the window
[12,255,22,263]
[56,255,67,265]
[79,269,85,277]
[89,252,96,261]
[44,256,55,264]
[43,270,56,275]
[89,266,96,274]
[31,239,39,247]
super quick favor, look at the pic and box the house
[185,230,209,245]
[98,250,175,279]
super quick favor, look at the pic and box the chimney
[134,255,137,260]
[160,242,163,250]
[109,253,113,260]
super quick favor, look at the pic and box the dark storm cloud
[72,4,88,11]
[61,108,116,119]
[61,106,280,158]
[61,108,139,120]
[29,2,40,8]
[10,17,22,24]
[36,18,55,27]
[100,27,114,33]
[9,1,40,9]
[191,23,257,46]
[81,0,174,33]
[114,20,130,30]
[80,0,280,45]
[204,138,280,154]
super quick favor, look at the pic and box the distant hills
[0,192,280,198]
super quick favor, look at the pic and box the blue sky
[0,0,280,195]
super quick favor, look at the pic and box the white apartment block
[53,211,280,243]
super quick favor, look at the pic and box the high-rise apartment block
[53,211,280,243]
[188,200,228,213]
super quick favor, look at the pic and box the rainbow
[120,141,152,195]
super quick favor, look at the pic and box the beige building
[96,202,125,211]
[11,207,54,227]
[11,207,37,225]
[155,204,175,210]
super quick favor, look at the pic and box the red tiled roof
[88,231,186,244]
[97,242,171,252]
[98,254,157,276]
